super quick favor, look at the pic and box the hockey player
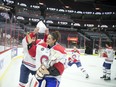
[67,46,89,78]
[100,43,115,80]
[27,31,67,87]
[18,27,49,87]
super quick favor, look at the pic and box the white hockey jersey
[66,49,80,63]
[35,42,67,71]
[22,37,43,71]
[104,47,115,63]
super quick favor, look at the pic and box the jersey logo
[72,54,76,59]
[41,48,44,51]
[40,55,49,64]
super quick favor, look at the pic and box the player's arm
[28,43,36,57]
[43,28,49,42]
[27,39,42,57]
[102,50,108,58]
[26,33,37,57]
[48,62,64,76]
[68,57,73,62]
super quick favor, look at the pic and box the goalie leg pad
[27,75,39,87]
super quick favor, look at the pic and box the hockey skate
[86,74,89,78]
[104,77,111,81]
[100,75,106,79]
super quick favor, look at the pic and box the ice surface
[0,51,116,87]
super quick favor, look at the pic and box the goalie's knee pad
[27,75,39,87]
[40,79,46,87]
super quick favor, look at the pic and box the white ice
[0,50,116,87]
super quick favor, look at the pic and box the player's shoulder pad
[53,44,66,54]
[38,42,47,47]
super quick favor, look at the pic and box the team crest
[41,48,44,51]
